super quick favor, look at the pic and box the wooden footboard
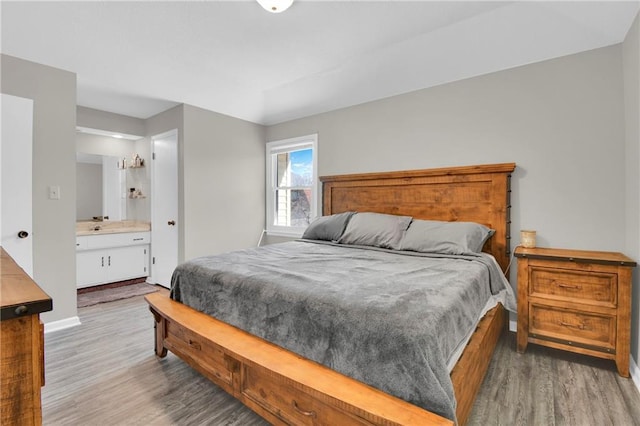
[146,292,505,426]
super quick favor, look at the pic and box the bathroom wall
[76,111,149,222]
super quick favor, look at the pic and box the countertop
[1,248,52,320]
[76,220,151,236]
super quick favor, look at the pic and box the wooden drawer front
[165,320,234,386]
[530,267,616,307]
[530,304,616,351]
[1,316,37,426]
[241,365,372,426]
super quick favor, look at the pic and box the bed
[146,162,516,425]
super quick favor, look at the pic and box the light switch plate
[49,185,60,200]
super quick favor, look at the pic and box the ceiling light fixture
[256,0,293,13]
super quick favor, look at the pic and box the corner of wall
[622,10,640,367]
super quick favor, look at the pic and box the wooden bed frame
[146,162,516,425]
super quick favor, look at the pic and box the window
[266,134,318,237]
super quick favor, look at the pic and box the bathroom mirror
[76,153,125,221]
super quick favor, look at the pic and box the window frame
[265,134,318,237]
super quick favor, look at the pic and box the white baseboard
[44,316,81,334]
[146,277,169,289]
[630,356,640,393]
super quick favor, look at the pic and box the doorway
[1,93,34,277]
[150,129,178,288]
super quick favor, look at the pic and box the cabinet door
[107,245,149,282]
[77,250,107,288]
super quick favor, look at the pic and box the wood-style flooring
[42,294,640,425]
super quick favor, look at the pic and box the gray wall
[182,104,265,260]
[267,45,627,255]
[1,54,77,324]
[623,13,640,368]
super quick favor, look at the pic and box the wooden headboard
[320,163,516,272]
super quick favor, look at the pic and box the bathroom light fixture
[256,0,293,13]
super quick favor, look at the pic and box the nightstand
[515,246,636,377]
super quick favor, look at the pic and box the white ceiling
[2,1,639,125]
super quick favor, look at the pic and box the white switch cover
[49,185,60,200]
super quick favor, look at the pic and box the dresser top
[514,246,636,267]
[1,248,52,320]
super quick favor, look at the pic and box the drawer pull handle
[292,400,316,418]
[557,283,582,290]
[188,339,201,350]
[133,238,144,241]
[14,305,29,316]
[560,321,586,330]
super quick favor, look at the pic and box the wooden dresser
[1,248,52,425]
[515,246,636,377]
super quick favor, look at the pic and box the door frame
[149,129,179,287]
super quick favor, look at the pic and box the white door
[151,129,178,288]
[1,93,34,277]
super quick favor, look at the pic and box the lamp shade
[257,0,294,13]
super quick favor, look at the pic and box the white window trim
[266,134,318,237]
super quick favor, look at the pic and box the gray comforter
[170,240,515,422]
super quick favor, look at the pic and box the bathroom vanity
[76,221,150,288]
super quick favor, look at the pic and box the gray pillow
[399,219,495,255]
[301,212,355,242]
[338,212,412,249]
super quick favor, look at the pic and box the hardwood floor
[469,333,640,426]
[42,295,267,426]
[42,295,640,425]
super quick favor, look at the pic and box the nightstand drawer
[530,267,617,307]
[529,303,616,351]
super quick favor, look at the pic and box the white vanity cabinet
[76,232,150,288]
